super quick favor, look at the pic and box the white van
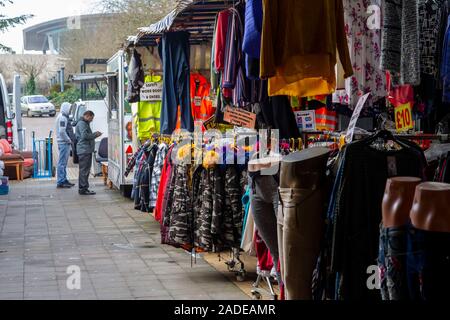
[70,100,108,140]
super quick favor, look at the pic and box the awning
[70,72,118,84]
[128,0,240,47]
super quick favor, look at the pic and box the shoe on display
[79,189,96,195]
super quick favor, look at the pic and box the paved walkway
[0,178,249,300]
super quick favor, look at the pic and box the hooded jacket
[56,102,76,145]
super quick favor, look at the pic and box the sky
[0,0,99,53]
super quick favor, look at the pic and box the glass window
[76,105,87,121]
[28,96,49,104]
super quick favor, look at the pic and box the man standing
[55,102,76,189]
[75,111,102,195]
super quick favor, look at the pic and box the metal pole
[13,74,24,151]
[60,67,65,92]
[56,71,61,84]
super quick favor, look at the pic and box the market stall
[109,0,450,301]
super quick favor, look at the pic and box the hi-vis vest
[136,75,163,140]
[190,73,214,122]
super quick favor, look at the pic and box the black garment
[259,92,300,140]
[407,226,450,301]
[78,153,92,191]
[127,49,145,103]
[160,31,194,134]
[330,138,425,300]
[135,144,158,213]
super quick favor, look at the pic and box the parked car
[21,95,56,117]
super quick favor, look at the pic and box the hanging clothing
[243,0,263,80]
[150,143,168,210]
[222,6,249,106]
[340,0,386,109]
[154,145,174,223]
[419,0,447,77]
[381,0,421,85]
[127,49,145,103]
[260,0,353,97]
[159,31,194,134]
[327,137,426,300]
[136,75,163,140]
[258,84,301,140]
[214,10,231,72]
[441,16,450,102]
[190,73,215,122]
[168,165,194,246]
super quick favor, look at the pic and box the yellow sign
[395,103,414,132]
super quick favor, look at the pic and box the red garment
[214,10,230,72]
[154,147,173,223]
[387,71,414,107]
[254,230,274,272]
[190,73,215,122]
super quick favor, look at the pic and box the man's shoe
[57,183,72,189]
[79,189,96,195]
[64,181,75,187]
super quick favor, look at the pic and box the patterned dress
[335,0,387,109]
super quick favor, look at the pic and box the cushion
[0,139,12,154]
[23,158,34,167]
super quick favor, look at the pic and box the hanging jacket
[127,49,145,103]
[222,166,243,248]
[260,0,353,97]
[195,168,215,250]
[168,165,194,246]
[190,73,215,122]
[150,143,168,209]
[137,75,163,139]
[155,146,174,223]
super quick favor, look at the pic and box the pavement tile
[2,174,249,301]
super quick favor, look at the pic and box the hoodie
[56,102,76,144]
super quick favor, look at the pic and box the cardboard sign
[295,110,316,132]
[345,93,370,143]
[140,81,163,102]
[223,107,256,129]
[203,115,234,132]
[395,102,414,132]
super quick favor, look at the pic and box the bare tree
[60,0,175,75]
[13,56,48,79]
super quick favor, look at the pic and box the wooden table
[101,162,108,186]
[3,159,24,181]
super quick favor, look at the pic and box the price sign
[295,110,316,132]
[140,81,163,102]
[345,93,370,143]
[223,107,256,129]
[395,102,414,132]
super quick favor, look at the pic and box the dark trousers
[407,227,450,301]
[78,153,92,191]
[159,31,193,134]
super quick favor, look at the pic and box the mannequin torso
[410,182,450,233]
[382,177,422,228]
